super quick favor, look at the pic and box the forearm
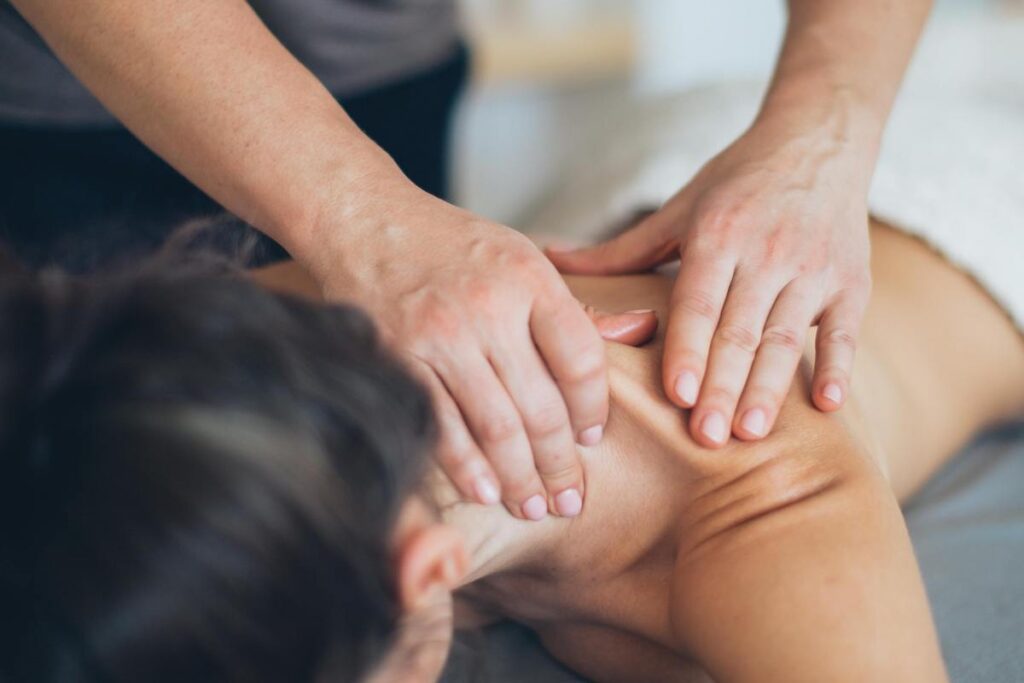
[10,0,407,265]
[758,0,932,173]
[672,430,947,682]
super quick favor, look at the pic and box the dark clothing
[0,0,459,125]
[0,44,469,271]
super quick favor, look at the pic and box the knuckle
[466,283,496,310]
[695,199,746,238]
[676,290,721,321]
[537,458,581,483]
[822,328,857,349]
[412,300,462,341]
[438,450,481,486]
[510,246,544,275]
[502,474,542,502]
[760,325,804,354]
[715,323,760,354]
[478,412,523,445]
[797,243,830,276]
[698,385,739,409]
[666,345,708,372]
[558,344,605,385]
[436,428,477,468]
[523,403,568,441]
[744,384,787,410]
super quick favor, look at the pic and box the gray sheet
[442,423,1024,683]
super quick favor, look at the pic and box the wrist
[280,145,421,283]
[754,80,883,185]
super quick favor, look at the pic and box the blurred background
[453,0,1024,226]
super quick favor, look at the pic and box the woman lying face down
[0,261,455,682]
[2,219,1023,682]
[0,256,651,683]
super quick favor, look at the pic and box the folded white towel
[526,82,1024,333]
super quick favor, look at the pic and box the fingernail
[823,383,843,405]
[555,488,583,517]
[473,477,500,506]
[522,495,548,521]
[701,412,728,444]
[740,408,766,438]
[675,371,699,406]
[579,424,603,446]
[624,309,655,315]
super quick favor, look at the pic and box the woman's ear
[395,507,468,612]
[364,510,465,683]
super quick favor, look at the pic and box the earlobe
[396,523,467,612]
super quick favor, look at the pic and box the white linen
[526,82,1024,333]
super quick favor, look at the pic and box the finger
[491,336,584,518]
[584,305,659,346]
[409,360,502,506]
[544,214,677,275]
[531,294,609,447]
[689,271,786,448]
[437,350,548,520]
[733,279,822,440]
[662,246,735,410]
[812,291,868,413]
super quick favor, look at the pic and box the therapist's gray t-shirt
[0,0,459,126]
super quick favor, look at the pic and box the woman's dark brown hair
[0,257,436,682]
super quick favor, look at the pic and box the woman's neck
[435,346,704,592]
[429,468,563,587]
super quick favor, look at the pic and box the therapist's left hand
[546,114,873,448]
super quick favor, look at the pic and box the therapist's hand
[546,115,873,448]
[310,186,613,520]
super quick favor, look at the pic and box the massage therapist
[1,1,931,520]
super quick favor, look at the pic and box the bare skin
[547,0,934,449]
[12,0,932,520]
[256,221,1024,681]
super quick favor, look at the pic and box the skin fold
[257,220,1024,682]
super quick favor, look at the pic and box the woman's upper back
[456,221,1024,678]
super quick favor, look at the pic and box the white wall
[633,0,784,95]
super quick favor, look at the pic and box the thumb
[544,215,677,276]
[583,305,659,346]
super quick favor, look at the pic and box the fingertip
[578,424,603,447]
[521,494,549,521]
[472,476,501,506]
[815,381,845,411]
[554,488,583,517]
[691,410,729,448]
[735,407,768,440]
[669,369,699,408]
[592,310,659,346]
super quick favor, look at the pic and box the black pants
[0,44,469,272]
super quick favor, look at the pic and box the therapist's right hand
[309,185,609,521]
